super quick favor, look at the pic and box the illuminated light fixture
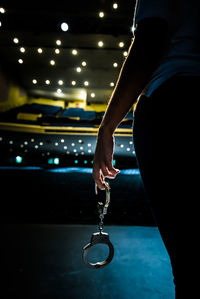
[71,143,75,146]
[61,139,64,143]
[20,47,25,53]
[81,152,84,155]
[16,156,22,163]
[119,42,124,48]
[84,81,89,86]
[127,147,131,151]
[76,67,82,72]
[72,49,78,55]
[79,90,87,100]
[54,158,59,165]
[123,51,128,57]
[18,59,23,64]
[31,138,34,142]
[13,38,19,44]
[32,79,37,84]
[37,48,43,54]
[50,59,55,66]
[99,11,104,18]
[110,82,115,87]
[78,139,83,143]
[129,141,133,144]
[56,40,62,46]
[120,144,124,148]
[80,146,83,150]
[74,160,78,164]
[64,146,67,149]
[113,62,118,68]
[55,142,59,146]
[73,149,77,153]
[55,48,60,54]
[35,145,38,149]
[88,149,92,153]
[45,80,50,85]
[71,80,76,86]
[113,3,118,9]
[98,41,104,47]
[0,7,5,13]
[88,143,91,147]
[84,160,88,164]
[91,92,95,98]
[58,80,63,85]
[39,142,43,146]
[61,22,69,32]
[57,88,62,94]
[81,61,87,66]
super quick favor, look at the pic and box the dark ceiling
[0,0,136,103]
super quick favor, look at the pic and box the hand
[92,127,120,192]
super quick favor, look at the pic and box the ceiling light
[113,3,118,9]
[55,48,60,54]
[76,67,82,72]
[0,7,6,13]
[37,48,43,54]
[57,88,62,93]
[50,60,55,66]
[91,93,95,98]
[61,22,69,32]
[98,41,104,47]
[56,40,62,46]
[84,81,89,86]
[13,38,19,44]
[81,61,87,66]
[45,80,50,85]
[119,42,124,48]
[72,49,78,55]
[123,51,128,57]
[99,12,104,18]
[113,62,118,67]
[18,59,23,64]
[71,80,76,85]
[32,79,37,84]
[20,47,25,53]
[110,82,115,87]
[58,80,63,85]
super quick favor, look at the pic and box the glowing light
[50,60,55,66]
[56,40,62,46]
[72,49,78,55]
[61,22,69,32]
[37,48,43,54]
[45,80,50,85]
[20,47,25,53]
[84,81,89,86]
[32,79,37,84]
[57,88,62,94]
[79,90,87,100]
[81,61,87,66]
[18,59,23,64]
[13,38,19,44]
[119,42,124,48]
[0,7,6,13]
[123,51,128,57]
[113,62,118,68]
[113,3,118,9]
[55,48,60,54]
[76,67,82,72]
[58,80,63,85]
[98,41,104,47]
[99,12,104,18]
[54,158,59,165]
[110,82,115,87]
[71,80,76,86]
[16,156,22,163]
[91,93,95,98]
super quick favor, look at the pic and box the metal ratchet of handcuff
[83,181,114,269]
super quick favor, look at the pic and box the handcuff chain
[98,181,110,233]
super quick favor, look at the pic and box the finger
[101,165,116,178]
[107,162,120,176]
[92,168,105,191]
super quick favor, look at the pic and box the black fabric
[133,75,200,298]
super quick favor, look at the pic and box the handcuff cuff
[83,181,114,269]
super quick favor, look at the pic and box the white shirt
[133,0,200,96]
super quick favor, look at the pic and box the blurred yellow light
[71,81,76,85]
[0,7,5,13]
[58,80,63,85]
[61,22,69,32]
[98,41,104,47]
[37,48,43,54]
[57,88,62,93]
[123,51,128,57]
[82,61,87,66]
[91,93,95,98]
[45,80,50,85]
[76,67,82,72]
[20,47,25,53]
[50,60,55,66]
[119,42,124,48]
[55,48,60,54]
[72,49,78,55]
[84,81,89,86]
[56,40,62,46]
[110,82,115,87]
[113,3,118,9]
[99,12,104,18]
[13,38,19,44]
[113,62,118,67]
[18,59,23,64]
[32,79,37,84]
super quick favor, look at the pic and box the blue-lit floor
[2,224,175,299]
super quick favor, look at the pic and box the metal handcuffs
[83,181,114,269]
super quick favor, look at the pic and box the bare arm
[93,18,169,190]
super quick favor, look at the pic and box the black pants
[133,76,200,298]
